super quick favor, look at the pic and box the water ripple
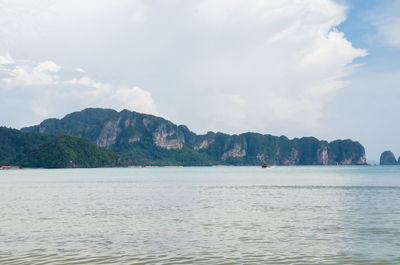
[1,167,400,264]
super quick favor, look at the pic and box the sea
[1,166,400,264]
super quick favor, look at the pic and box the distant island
[1,108,366,168]
[380,150,400,165]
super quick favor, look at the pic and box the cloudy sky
[0,0,399,161]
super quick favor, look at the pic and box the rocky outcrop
[326,139,366,165]
[153,123,184,150]
[358,156,367,165]
[194,139,212,150]
[380,151,397,165]
[256,153,266,163]
[340,158,353,165]
[96,117,122,148]
[281,148,299,165]
[221,143,246,160]
[317,146,329,165]
[128,137,140,143]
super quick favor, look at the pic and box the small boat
[1,166,18,170]
[261,164,270,168]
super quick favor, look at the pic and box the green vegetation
[328,140,365,164]
[18,134,121,168]
[0,127,122,168]
[0,127,52,165]
[380,150,398,165]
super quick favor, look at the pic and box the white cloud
[75,68,86,73]
[0,53,14,65]
[0,54,159,127]
[67,76,159,115]
[2,60,60,86]
[36,61,60,73]
[0,1,367,136]
[178,0,366,134]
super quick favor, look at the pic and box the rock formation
[22,108,367,166]
[380,151,397,165]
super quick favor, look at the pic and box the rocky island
[380,151,399,165]
[17,108,367,167]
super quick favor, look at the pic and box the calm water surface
[1,166,400,264]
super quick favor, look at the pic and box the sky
[0,0,399,162]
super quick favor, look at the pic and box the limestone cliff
[152,123,184,150]
[317,146,329,165]
[96,118,123,148]
[221,143,246,161]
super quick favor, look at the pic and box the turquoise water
[1,166,400,264]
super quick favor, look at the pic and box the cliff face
[380,151,397,165]
[24,108,185,150]
[22,108,367,166]
[192,133,366,166]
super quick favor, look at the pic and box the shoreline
[0,164,384,170]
